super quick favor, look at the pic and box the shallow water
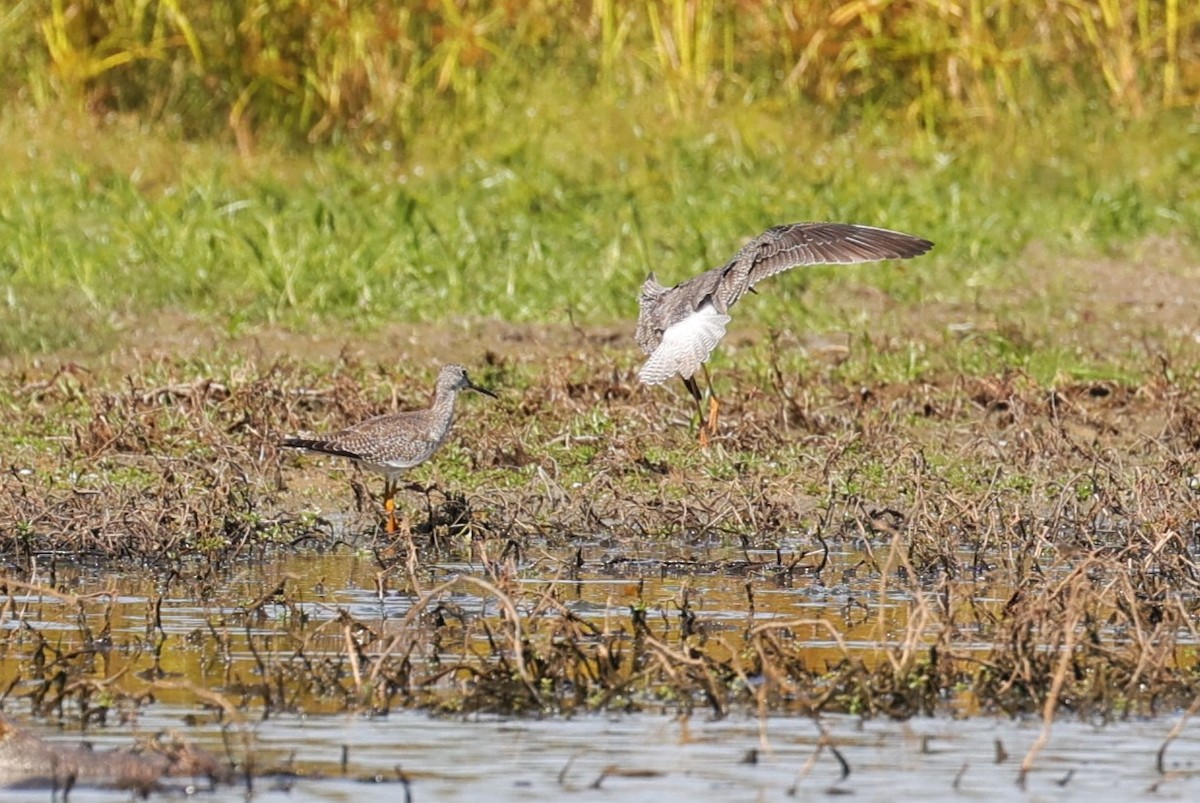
[1,542,962,703]
[11,709,1200,801]
[3,545,1199,800]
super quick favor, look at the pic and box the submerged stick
[1017,602,1081,788]
[1156,693,1200,776]
[787,723,848,794]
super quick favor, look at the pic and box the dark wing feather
[736,222,933,302]
[653,222,933,328]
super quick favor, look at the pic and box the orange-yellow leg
[706,395,720,439]
[383,479,398,534]
[384,496,397,534]
[684,375,710,446]
[686,368,720,446]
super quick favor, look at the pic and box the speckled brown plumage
[281,364,496,530]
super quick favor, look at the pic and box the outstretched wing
[740,222,933,289]
[662,223,933,317]
[637,302,731,384]
[636,222,932,385]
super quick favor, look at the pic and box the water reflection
[3,545,1199,799]
[14,711,1200,802]
[2,544,946,704]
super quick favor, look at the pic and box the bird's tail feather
[280,438,362,461]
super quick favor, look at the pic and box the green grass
[0,85,1197,367]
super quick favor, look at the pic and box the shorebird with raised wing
[635,222,933,443]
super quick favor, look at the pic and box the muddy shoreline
[2,307,1199,794]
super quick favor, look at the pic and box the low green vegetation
[1,97,1197,367]
[0,2,1196,366]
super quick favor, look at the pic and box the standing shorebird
[281,364,497,533]
[636,222,933,443]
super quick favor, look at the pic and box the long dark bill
[468,379,499,398]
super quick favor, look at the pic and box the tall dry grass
[4,1,1197,147]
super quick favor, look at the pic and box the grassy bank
[2,93,1197,358]
[1,3,1196,358]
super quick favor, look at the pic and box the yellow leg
[383,479,398,534]
[683,372,723,447]
[384,496,397,534]
[694,388,719,447]
[691,364,719,447]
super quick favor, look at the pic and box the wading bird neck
[429,384,461,431]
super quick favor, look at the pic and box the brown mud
[1,240,1199,793]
